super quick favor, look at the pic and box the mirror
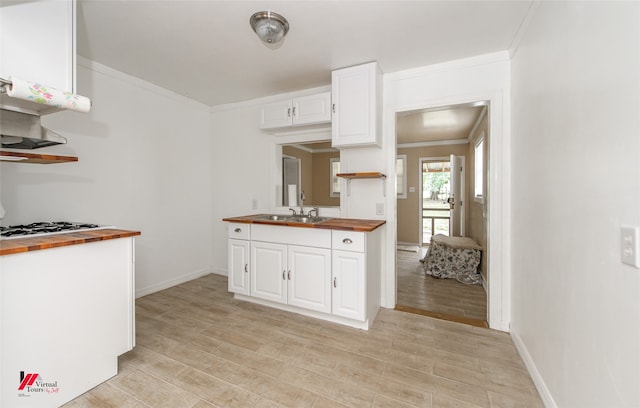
[276,141,341,208]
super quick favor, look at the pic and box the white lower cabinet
[251,241,287,303]
[228,239,250,295]
[251,241,331,313]
[228,223,251,296]
[287,245,332,313]
[226,222,382,329]
[332,249,365,320]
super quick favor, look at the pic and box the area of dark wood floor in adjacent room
[396,247,488,328]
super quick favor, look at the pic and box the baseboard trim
[135,267,213,298]
[511,330,557,408]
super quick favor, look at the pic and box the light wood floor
[63,274,542,408]
[396,248,487,324]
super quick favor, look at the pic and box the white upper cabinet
[0,0,76,114]
[331,62,382,148]
[260,91,331,130]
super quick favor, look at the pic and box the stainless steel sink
[253,214,331,224]
[289,216,332,224]
[262,214,290,221]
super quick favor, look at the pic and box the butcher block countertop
[0,228,141,256]
[223,214,385,232]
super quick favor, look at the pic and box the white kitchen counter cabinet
[225,220,383,329]
[0,236,136,407]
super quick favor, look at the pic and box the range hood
[0,109,66,149]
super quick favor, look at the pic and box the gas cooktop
[0,222,105,239]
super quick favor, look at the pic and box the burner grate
[0,222,102,239]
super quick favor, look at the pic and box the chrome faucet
[289,208,297,216]
[308,207,319,217]
[299,191,305,217]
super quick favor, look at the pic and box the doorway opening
[421,159,451,244]
[395,102,488,327]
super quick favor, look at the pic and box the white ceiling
[396,104,486,144]
[77,0,533,107]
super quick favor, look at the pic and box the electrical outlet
[251,199,258,210]
[409,186,415,193]
[621,226,640,268]
[376,203,384,216]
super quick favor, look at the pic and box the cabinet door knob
[332,103,336,113]
[333,277,337,288]
[287,107,291,117]
[234,228,241,233]
[244,264,248,273]
[288,270,291,280]
[342,238,353,244]
[292,106,296,117]
[282,270,286,280]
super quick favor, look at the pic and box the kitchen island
[223,215,385,330]
[0,228,140,407]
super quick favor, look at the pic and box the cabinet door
[332,250,366,321]
[228,239,250,295]
[251,241,287,304]
[287,245,331,313]
[331,62,380,147]
[292,92,331,126]
[260,100,293,129]
[0,0,75,92]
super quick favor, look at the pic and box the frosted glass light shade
[250,11,289,44]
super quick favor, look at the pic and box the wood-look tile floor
[63,274,542,408]
[396,248,488,323]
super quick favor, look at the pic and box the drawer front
[332,231,365,252]
[251,224,331,248]
[228,223,250,240]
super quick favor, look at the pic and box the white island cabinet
[0,236,136,408]
[226,220,383,329]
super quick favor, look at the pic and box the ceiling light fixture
[250,11,289,44]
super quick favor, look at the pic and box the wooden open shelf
[336,172,386,179]
[337,172,387,196]
[0,150,78,164]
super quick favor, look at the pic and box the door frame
[383,56,511,332]
[418,156,458,246]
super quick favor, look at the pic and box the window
[330,158,341,197]
[474,135,484,202]
[396,155,407,199]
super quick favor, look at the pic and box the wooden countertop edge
[0,229,141,256]
[222,216,386,232]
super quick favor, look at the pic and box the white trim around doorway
[382,51,511,332]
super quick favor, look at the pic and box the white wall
[210,102,274,275]
[382,53,512,331]
[0,58,213,296]
[209,86,335,276]
[510,2,640,407]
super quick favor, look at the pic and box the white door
[332,250,365,321]
[449,154,465,237]
[250,241,287,304]
[287,245,332,313]
[228,239,250,295]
